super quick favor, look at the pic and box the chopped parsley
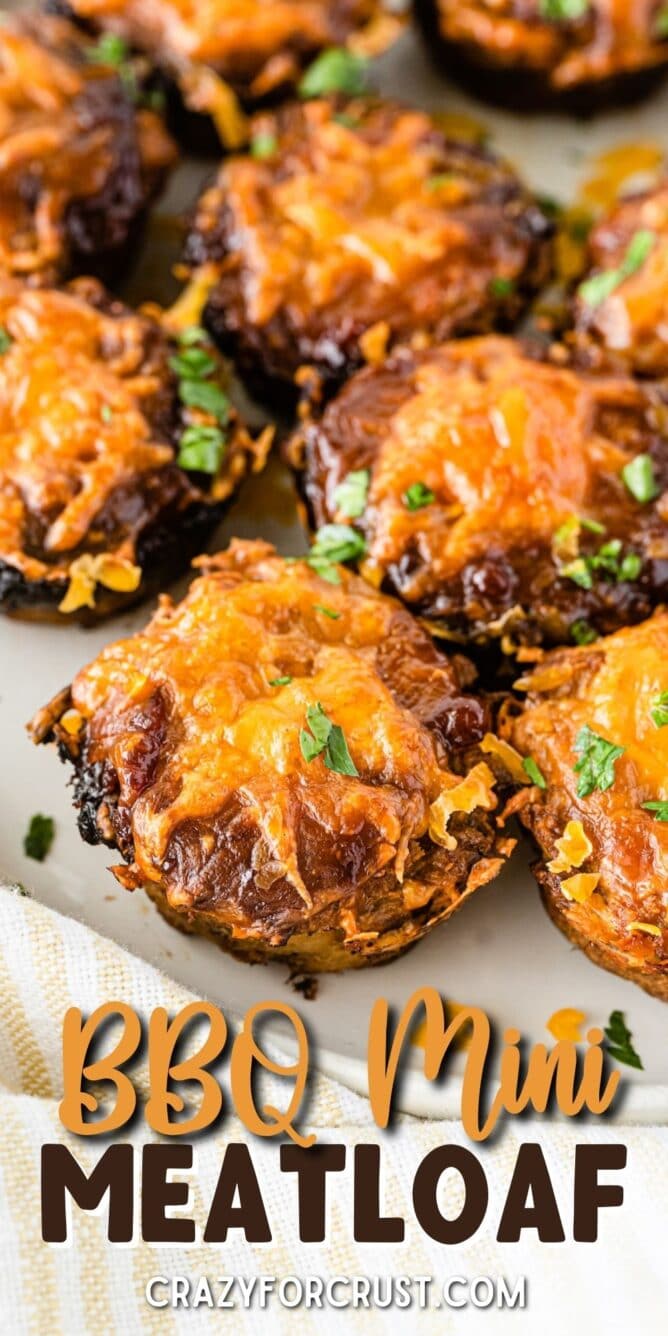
[251,132,278,160]
[169,347,217,380]
[651,692,668,729]
[24,814,55,863]
[604,1011,643,1071]
[539,0,588,18]
[177,424,226,474]
[643,801,668,822]
[571,618,598,646]
[305,524,367,584]
[0,327,12,354]
[573,725,625,798]
[313,604,341,619]
[298,48,368,99]
[333,468,370,519]
[578,229,656,308]
[523,757,547,789]
[489,276,516,298]
[621,453,660,504]
[403,481,435,512]
[86,33,130,67]
[426,173,456,191]
[656,5,668,38]
[561,538,643,589]
[554,515,605,548]
[179,378,230,420]
[100,403,113,423]
[300,703,359,776]
[269,675,292,687]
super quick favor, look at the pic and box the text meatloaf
[504,616,668,999]
[293,335,668,649]
[30,539,517,972]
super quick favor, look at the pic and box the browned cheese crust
[182,98,553,397]
[57,0,403,122]
[504,616,668,999]
[574,180,668,377]
[294,335,668,649]
[29,540,518,971]
[0,279,269,622]
[0,12,175,283]
[414,0,668,110]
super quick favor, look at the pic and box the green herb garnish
[539,0,589,18]
[643,800,668,821]
[403,481,435,512]
[269,675,292,687]
[299,48,368,99]
[24,814,55,863]
[0,327,12,354]
[313,604,341,619]
[86,33,130,66]
[489,276,516,298]
[179,378,230,421]
[169,347,217,380]
[100,404,113,423]
[333,469,370,519]
[578,229,656,308]
[651,691,668,729]
[574,725,625,798]
[251,132,278,160]
[300,702,358,776]
[561,538,643,588]
[621,453,660,504]
[571,619,598,646]
[655,5,668,38]
[178,326,211,347]
[177,425,226,474]
[305,524,367,584]
[426,173,456,191]
[523,757,547,789]
[604,1011,643,1071]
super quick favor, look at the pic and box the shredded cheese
[561,872,600,903]
[429,762,497,851]
[547,819,593,874]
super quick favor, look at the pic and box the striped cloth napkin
[0,883,666,1336]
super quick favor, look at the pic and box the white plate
[2,26,667,1120]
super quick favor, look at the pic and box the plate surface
[2,24,667,1117]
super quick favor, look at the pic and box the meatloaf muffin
[503,615,668,999]
[0,11,175,284]
[181,97,552,401]
[0,278,269,623]
[30,539,517,971]
[574,180,668,377]
[54,0,403,145]
[292,335,668,650]
[414,0,668,113]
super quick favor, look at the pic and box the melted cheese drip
[363,337,632,582]
[0,283,174,581]
[70,543,493,889]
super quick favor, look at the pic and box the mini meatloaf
[414,1,668,112]
[504,615,668,999]
[30,539,517,971]
[56,0,403,142]
[0,12,175,284]
[0,279,269,623]
[182,98,552,400]
[292,335,668,650]
[574,181,668,377]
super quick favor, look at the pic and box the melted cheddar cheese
[510,616,668,984]
[65,541,504,919]
[432,0,668,89]
[577,180,668,375]
[330,337,643,584]
[65,1,396,86]
[190,99,548,353]
[0,280,261,592]
[0,15,174,281]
